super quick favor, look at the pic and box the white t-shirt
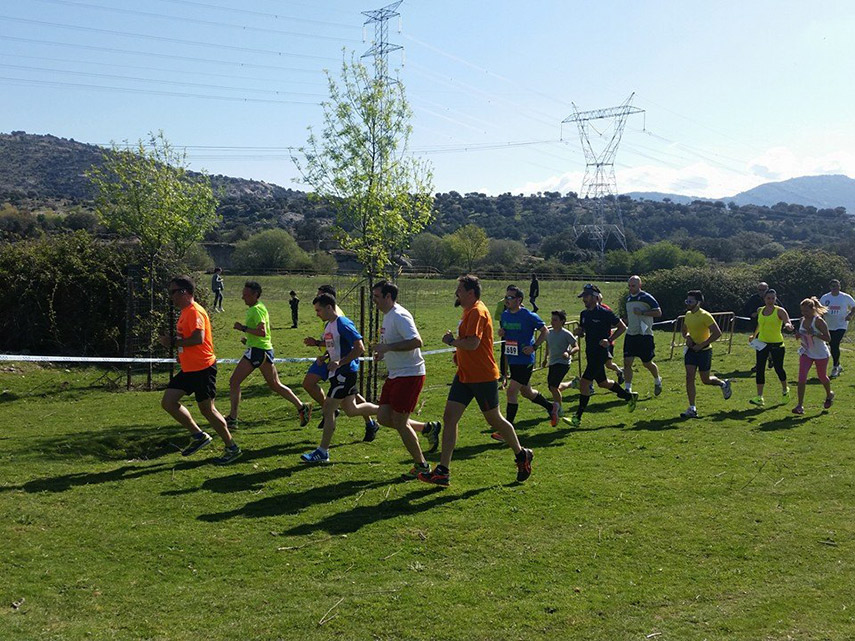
[820,292,855,331]
[380,303,426,378]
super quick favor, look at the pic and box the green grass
[2,276,855,640]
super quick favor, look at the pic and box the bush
[640,265,758,320]
[231,229,308,272]
[311,252,338,275]
[757,250,854,315]
[181,243,214,272]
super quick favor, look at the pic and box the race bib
[505,340,519,356]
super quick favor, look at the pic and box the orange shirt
[176,301,216,372]
[456,300,500,383]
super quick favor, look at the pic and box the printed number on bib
[505,340,519,356]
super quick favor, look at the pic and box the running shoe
[225,416,238,430]
[617,369,625,386]
[490,431,505,442]
[418,467,449,487]
[782,387,790,400]
[654,379,663,397]
[181,432,213,456]
[212,444,242,465]
[300,447,330,464]
[401,461,431,481]
[515,448,534,482]
[627,392,638,413]
[721,379,733,400]
[749,396,765,407]
[824,392,835,409]
[563,415,581,428]
[680,407,699,419]
[363,419,380,442]
[297,403,312,427]
[568,377,579,389]
[424,421,442,453]
[550,402,559,427]
[830,365,840,379]
[792,405,805,415]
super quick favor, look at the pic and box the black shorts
[684,348,713,372]
[623,334,655,362]
[508,363,534,386]
[243,347,274,369]
[328,368,359,400]
[547,363,570,388]
[582,353,608,383]
[167,365,217,402]
[447,375,500,412]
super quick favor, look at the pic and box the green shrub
[639,265,758,320]
[758,250,854,314]
[231,229,308,272]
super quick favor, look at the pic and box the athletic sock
[655,377,662,385]
[577,394,590,417]
[193,431,206,440]
[435,464,449,474]
[532,393,552,412]
[506,402,519,424]
[624,384,632,392]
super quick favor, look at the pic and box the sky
[2,0,855,199]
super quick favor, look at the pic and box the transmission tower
[361,0,403,85]
[562,93,644,252]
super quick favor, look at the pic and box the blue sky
[2,0,854,198]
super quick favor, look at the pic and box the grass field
[2,275,855,640]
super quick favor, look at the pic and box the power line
[30,0,360,44]
[0,15,338,62]
[150,0,358,29]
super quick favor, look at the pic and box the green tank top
[756,306,784,343]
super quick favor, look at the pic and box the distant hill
[626,175,855,214]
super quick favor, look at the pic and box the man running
[541,309,579,424]
[623,275,663,396]
[564,284,637,428]
[300,293,379,464]
[418,275,533,486]
[371,280,442,479]
[224,281,311,430]
[680,290,732,418]
[493,285,552,439]
[820,279,855,378]
[159,275,240,464]
[302,284,378,441]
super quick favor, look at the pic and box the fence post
[359,286,365,397]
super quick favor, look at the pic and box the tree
[293,56,434,278]
[231,229,308,272]
[446,224,489,272]
[409,232,452,271]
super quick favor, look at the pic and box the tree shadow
[197,477,394,522]
[278,486,491,536]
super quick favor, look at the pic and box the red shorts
[379,375,425,414]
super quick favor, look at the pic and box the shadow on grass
[715,369,755,380]
[32,424,190,462]
[706,406,767,422]
[627,416,686,431]
[0,462,185,493]
[755,415,808,431]
[277,486,490,535]
[197,477,394,522]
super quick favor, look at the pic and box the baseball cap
[577,284,601,298]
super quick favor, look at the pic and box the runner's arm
[175,328,203,348]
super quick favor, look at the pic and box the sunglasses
[504,295,520,300]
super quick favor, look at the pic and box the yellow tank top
[757,306,784,343]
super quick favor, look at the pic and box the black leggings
[756,342,786,385]
[829,329,846,367]
[213,291,223,308]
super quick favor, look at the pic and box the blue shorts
[684,348,713,372]
[307,359,329,378]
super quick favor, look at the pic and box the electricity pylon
[361,1,403,85]
[562,93,644,252]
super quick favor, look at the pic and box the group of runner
[158,272,853,484]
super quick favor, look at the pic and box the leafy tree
[446,223,489,272]
[482,238,527,271]
[409,232,452,271]
[232,229,308,272]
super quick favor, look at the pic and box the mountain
[627,175,855,213]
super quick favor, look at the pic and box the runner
[371,280,442,478]
[302,284,378,441]
[211,267,224,313]
[792,297,835,414]
[623,275,663,396]
[819,279,855,378]
[418,275,533,486]
[289,290,299,329]
[494,292,509,386]
[564,284,637,428]
[159,275,240,464]
[300,293,380,464]
[224,281,311,430]
[493,285,552,439]
[541,309,579,424]
[680,290,732,418]
[748,288,793,407]
[597,292,624,386]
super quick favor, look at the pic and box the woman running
[793,297,834,415]
[749,288,793,406]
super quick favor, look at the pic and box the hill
[728,174,855,213]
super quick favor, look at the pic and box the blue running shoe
[363,418,379,442]
[300,447,330,464]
